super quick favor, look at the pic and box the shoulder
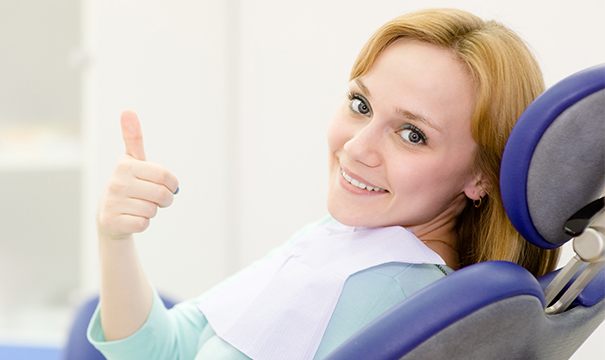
[331,262,449,326]
[315,262,450,358]
[350,262,451,297]
[386,262,451,297]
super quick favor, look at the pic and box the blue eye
[399,124,427,145]
[348,93,371,115]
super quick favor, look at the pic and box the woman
[88,8,559,359]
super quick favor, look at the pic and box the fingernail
[174,187,179,195]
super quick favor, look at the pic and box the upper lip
[340,165,388,191]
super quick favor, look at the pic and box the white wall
[83,0,237,301]
[82,0,604,357]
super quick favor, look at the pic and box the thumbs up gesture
[97,111,179,241]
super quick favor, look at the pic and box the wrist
[98,230,134,243]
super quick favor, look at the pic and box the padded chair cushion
[325,261,544,360]
[501,65,605,249]
[527,89,605,244]
[400,296,605,360]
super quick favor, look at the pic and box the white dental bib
[197,217,445,360]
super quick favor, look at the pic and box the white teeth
[341,169,386,192]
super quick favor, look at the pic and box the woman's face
[326,39,482,233]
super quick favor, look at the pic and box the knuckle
[148,204,158,218]
[153,187,167,204]
[161,192,174,207]
[152,186,164,201]
[116,159,134,174]
[160,169,170,183]
[156,165,176,186]
[133,217,150,233]
[108,180,126,194]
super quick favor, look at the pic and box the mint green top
[87,219,452,359]
[88,263,450,359]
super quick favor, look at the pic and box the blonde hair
[351,8,559,276]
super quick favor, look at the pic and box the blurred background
[0,0,603,358]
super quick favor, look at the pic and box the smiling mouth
[340,168,388,192]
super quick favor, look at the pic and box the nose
[343,122,383,168]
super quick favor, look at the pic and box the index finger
[131,161,180,194]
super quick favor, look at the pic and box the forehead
[360,38,476,133]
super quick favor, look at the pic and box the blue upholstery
[62,294,176,360]
[325,262,544,360]
[500,65,605,249]
[0,344,60,360]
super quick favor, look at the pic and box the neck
[407,205,463,270]
[422,236,460,270]
[407,194,469,269]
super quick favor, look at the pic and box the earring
[473,197,483,208]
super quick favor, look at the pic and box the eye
[348,92,371,115]
[398,124,427,145]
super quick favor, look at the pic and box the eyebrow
[395,108,441,133]
[354,78,371,97]
[354,78,441,133]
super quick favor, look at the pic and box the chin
[327,199,385,228]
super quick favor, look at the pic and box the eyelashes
[347,92,371,115]
[346,91,428,146]
[399,124,427,145]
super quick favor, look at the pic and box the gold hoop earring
[473,197,482,208]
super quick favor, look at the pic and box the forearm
[99,234,153,341]
[89,288,209,360]
[96,111,179,341]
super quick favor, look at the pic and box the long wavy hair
[350,8,559,276]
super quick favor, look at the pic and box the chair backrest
[326,64,605,360]
[326,261,604,360]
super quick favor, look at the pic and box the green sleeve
[87,288,207,360]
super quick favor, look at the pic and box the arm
[96,111,179,340]
[88,290,210,359]
[98,234,152,340]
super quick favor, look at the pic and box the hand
[97,111,179,241]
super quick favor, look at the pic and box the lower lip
[338,172,388,196]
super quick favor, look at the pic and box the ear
[463,171,489,200]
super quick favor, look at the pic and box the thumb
[120,110,146,161]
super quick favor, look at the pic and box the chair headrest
[501,64,605,249]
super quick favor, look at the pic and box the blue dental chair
[327,64,605,360]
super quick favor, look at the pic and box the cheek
[388,152,469,197]
[388,156,425,190]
